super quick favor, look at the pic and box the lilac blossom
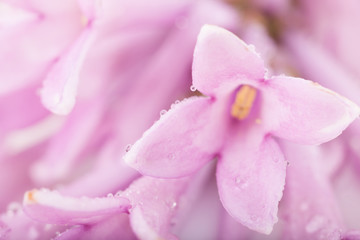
[124,25,360,234]
[1,0,360,239]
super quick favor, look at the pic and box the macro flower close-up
[1,0,360,239]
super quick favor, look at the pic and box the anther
[231,85,257,120]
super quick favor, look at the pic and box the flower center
[231,85,257,120]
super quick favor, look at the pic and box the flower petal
[216,125,286,234]
[0,83,48,137]
[192,25,265,96]
[124,96,226,178]
[55,215,136,240]
[263,76,360,145]
[121,176,190,240]
[0,2,38,28]
[23,189,130,225]
[40,27,95,115]
[31,98,105,185]
[280,142,344,240]
[342,231,360,240]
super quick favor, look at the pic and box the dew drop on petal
[235,176,249,189]
[115,191,122,198]
[190,85,197,92]
[125,144,132,153]
[107,193,114,198]
[160,109,167,116]
[171,100,181,109]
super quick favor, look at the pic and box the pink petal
[177,172,225,240]
[23,189,130,225]
[41,27,95,115]
[56,215,136,240]
[342,231,360,240]
[0,144,44,211]
[284,32,360,106]
[31,98,105,185]
[192,25,265,96]
[59,140,139,197]
[263,76,360,145]
[280,142,344,239]
[1,206,65,240]
[77,0,101,21]
[124,96,226,178]
[0,2,38,28]
[0,83,48,136]
[121,176,190,240]
[216,125,287,234]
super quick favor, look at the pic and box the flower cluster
[1,0,360,239]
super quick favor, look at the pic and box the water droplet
[125,144,132,153]
[55,231,61,236]
[190,85,197,92]
[171,100,181,109]
[305,215,325,233]
[235,176,249,189]
[171,202,177,209]
[115,191,122,198]
[107,193,114,198]
[160,109,167,116]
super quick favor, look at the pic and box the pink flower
[124,25,360,234]
[19,167,210,240]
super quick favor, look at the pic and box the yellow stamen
[25,190,37,204]
[231,85,257,120]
